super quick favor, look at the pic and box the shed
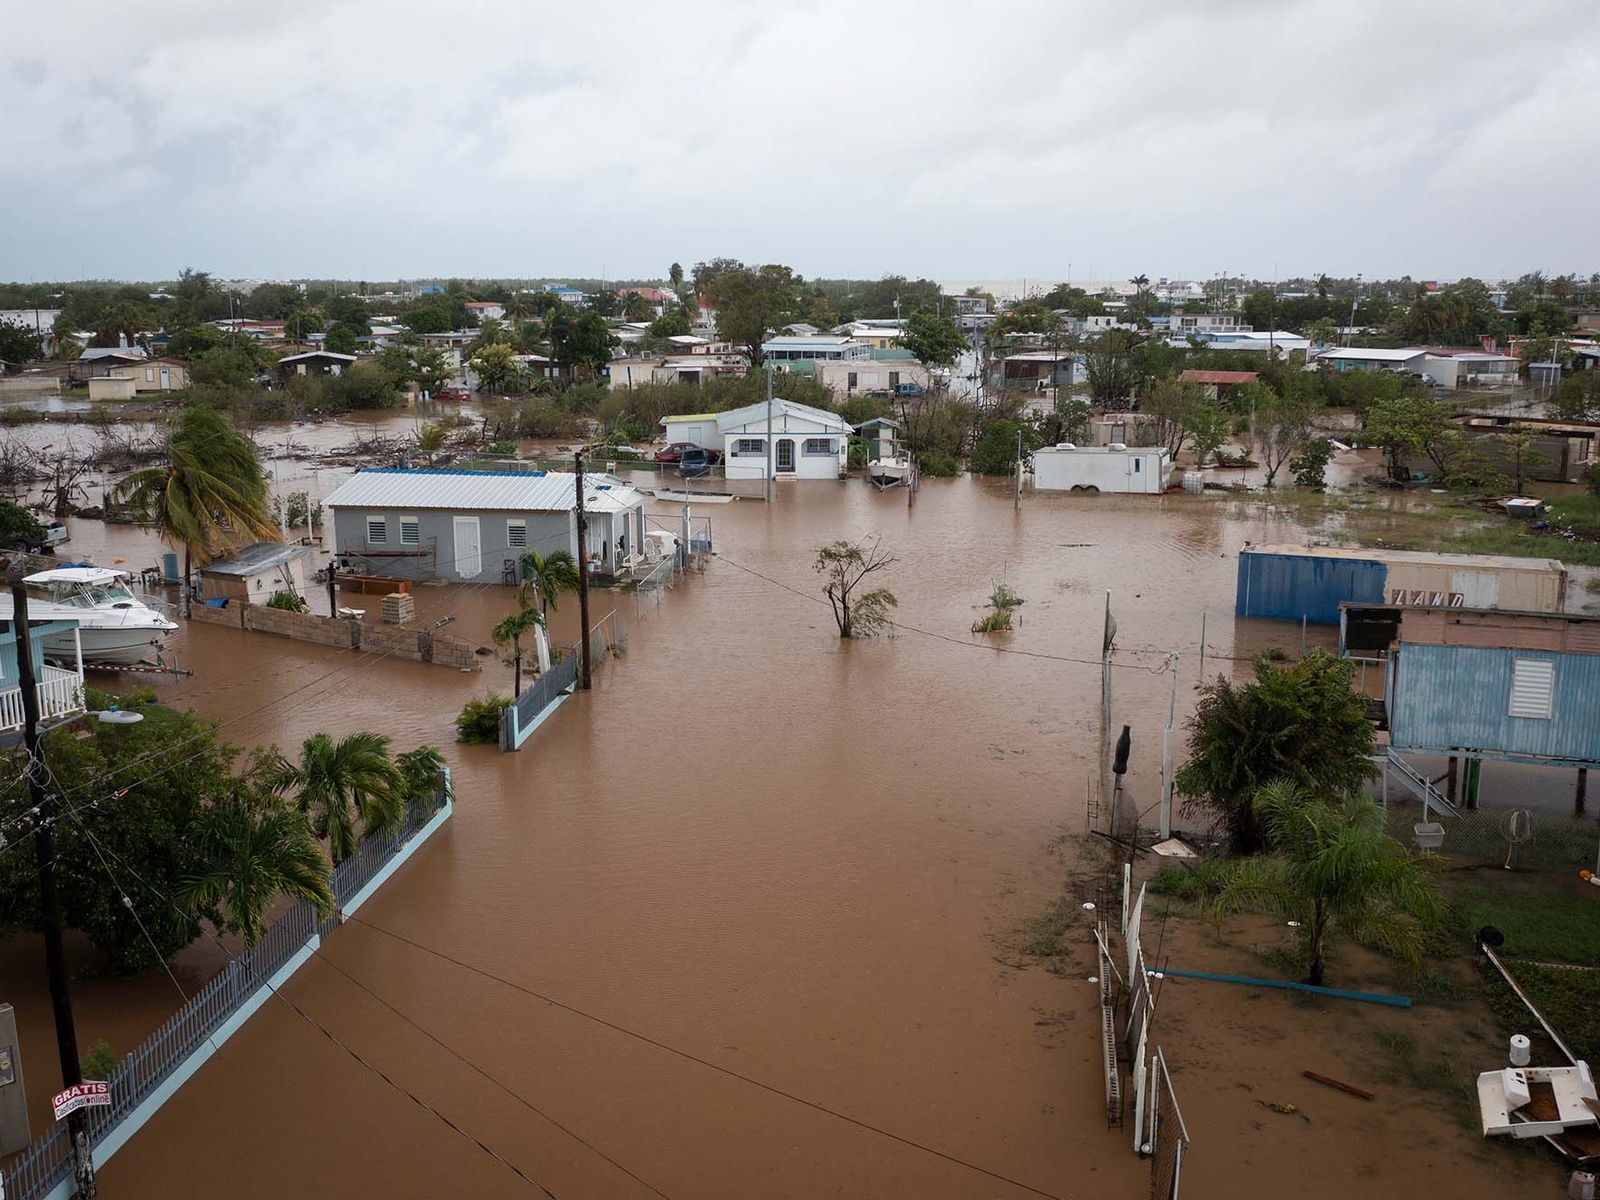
[1375,607,1600,771]
[276,351,357,378]
[199,541,316,605]
[323,468,647,583]
[1236,544,1567,624]
[658,413,721,450]
[854,417,902,460]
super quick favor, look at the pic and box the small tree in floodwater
[814,538,897,638]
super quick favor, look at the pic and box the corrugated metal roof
[323,469,644,514]
[1315,347,1424,362]
[201,541,314,577]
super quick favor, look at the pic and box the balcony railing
[0,666,86,733]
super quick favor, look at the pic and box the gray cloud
[4,0,1597,282]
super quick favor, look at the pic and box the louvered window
[1508,658,1555,720]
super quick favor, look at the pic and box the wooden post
[326,558,338,617]
[575,450,592,691]
[1576,767,1589,819]
[1446,755,1459,805]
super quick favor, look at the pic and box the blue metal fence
[2,781,452,1200]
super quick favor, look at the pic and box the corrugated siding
[1390,643,1600,765]
[1235,551,1387,623]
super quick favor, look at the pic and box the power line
[53,809,563,1200]
[348,917,1066,1200]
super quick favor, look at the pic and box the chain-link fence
[1147,1047,1190,1200]
[1383,796,1597,872]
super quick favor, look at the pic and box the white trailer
[1032,444,1172,494]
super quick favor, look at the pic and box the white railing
[0,667,85,733]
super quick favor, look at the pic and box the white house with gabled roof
[717,399,851,480]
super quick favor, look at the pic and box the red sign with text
[51,1081,110,1121]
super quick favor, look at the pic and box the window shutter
[1508,658,1555,719]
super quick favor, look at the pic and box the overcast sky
[6,0,1598,285]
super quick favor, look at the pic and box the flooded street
[4,473,1557,1197]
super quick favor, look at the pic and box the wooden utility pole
[574,451,592,690]
[12,581,97,1196]
[326,558,338,617]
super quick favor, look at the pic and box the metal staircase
[1372,749,1461,819]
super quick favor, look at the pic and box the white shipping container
[1032,444,1172,494]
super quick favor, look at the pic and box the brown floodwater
[1,474,1565,1197]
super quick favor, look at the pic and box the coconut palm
[518,549,580,617]
[415,421,448,465]
[178,799,333,945]
[1213,780,1441,986]
[265,732,405,864]
[493,607,544,697]
[395,745,450,806]
[110,405,278,615]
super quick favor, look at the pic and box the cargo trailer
[1032,444,1172,494]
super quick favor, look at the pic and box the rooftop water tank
[1054,442,1077,450]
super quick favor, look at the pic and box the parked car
[654,441,721,464]
[678,448,714,478]
[433,387,472,402]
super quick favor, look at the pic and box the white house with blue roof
[323,468,647,583]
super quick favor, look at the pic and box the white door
[1451,570,1500,608]
[452,516,481,578]
[159,367,170,390]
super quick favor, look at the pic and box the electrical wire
[347,916,1066,1200]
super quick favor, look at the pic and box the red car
[653,441,720,464]
[433,387,472,402]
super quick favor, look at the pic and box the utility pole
[12,580,97,1197]
[765,364,774,505]
[326,557,338,617]
[574,451,592,690]
[1013,427,1023,510]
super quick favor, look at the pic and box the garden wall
[185,603,480,670]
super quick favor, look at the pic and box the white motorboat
[15,567,178,665]
[867,453,911,488]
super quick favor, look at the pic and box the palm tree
[179,799,333,945]
[265,732,405,864]
[1213,780,1441,986]
[518,549,580,617]
[493,607,544,697]
[415,421,447,465]
[110,405,278,616]
[395,745,449,807]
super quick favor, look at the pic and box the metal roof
[1316,347,1425,362]
[278,351,358,364]
[715,398,852,434]
[323,468,644,514]
[200,541,314,577]
[1246,543,1564,573]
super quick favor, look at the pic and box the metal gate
[1148,1047,1190,1200]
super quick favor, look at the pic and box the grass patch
[1147,858,1234,904]
[1442,524,1600,567]
[1549,494,1600,533]
[1447,881,1600,964]
[1480,960,1600,1064]
[1375,1030,1477,1126]
[1020,896,1083,973]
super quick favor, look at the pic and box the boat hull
[868,460,909,487]
[43,625,174,666]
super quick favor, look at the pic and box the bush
[266,590,309,613]
[1148,859,1234,902]
[455,695,510,744]
[969,418,1035,475]
[916,450,959,477]
[80,1039,121,1082]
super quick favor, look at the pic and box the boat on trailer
[867,453,911,488]
[11,567,178,666]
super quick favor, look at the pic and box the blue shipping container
[1235,549,1387,624]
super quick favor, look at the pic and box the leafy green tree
[1083,329,1143,406]
[1254,387,1316,486]
[546,308,617,378]
[111,405,278,613]
[1550,371,1600,422]
[0,498,46,548]
[323,324,360,355]
[518,548,580,617]
[1214,781,1440,986]
[471,341,520,394]
[242,282,305,320]
[649,311,691,339]
[0,693,236,972]
[1500,424,1550,494]
[468,319,511,358]
[1288,439,1333,489]
[815,538,897,638]
[707,263,805,363]
[265,732,405,864]
[324,294,372,331]
[1185,402,1231,466]
[969,418,1036,474]
[0,318,42,368]
[178,797,333,946]
[164,324,226,360]
[189,344,260,390]
[902,309,964,368]
[1176,650,1377,852]
[493,607,544,697]
[284,307,324,341]
[1143,377,1203,457]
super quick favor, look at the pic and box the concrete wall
[187,602,480,669]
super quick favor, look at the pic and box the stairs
[1373,749,1461,819]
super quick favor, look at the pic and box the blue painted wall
[1235,551,1387,624]
[1389,643,1600,766]
[0,619,76,683]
